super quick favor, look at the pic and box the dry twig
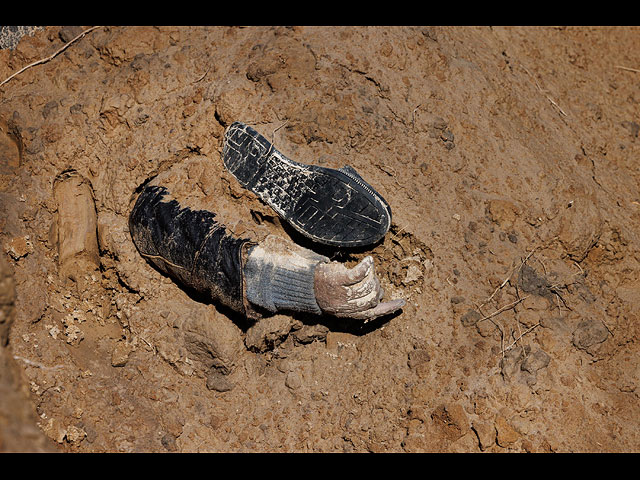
[501,322,541,355]
[521,65,567,117]
[192,67,211,84]
[615,65,640,73]
[0,26,102,89]
[480,245,540,309]
[478,295,529,323]
[260,119,289,162]
[382,223,409,254]
[411,104,421,131]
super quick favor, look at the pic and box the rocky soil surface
[0,26,638,452]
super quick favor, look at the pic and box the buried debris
[53,170,100,282]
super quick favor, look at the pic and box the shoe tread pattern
[223,122,391,247]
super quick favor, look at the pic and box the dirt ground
[0,26,639,453]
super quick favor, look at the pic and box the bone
[53,170,99,280]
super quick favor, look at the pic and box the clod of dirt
[285,371,302,390]
[500,345,550,386]
[517,264,554,300]
[61,311,85,346]
[291,323,329,345]
[572,318,610,351]
[244,314,294,353]
[472,420,496,452]
[407,348,431,369]
[500,345,530,380]
[206,369,234,392]
[431,403,469,441]
[4,235,32,261]
[540,316,571,334]
[486,199,522,230]
[375,224,432,298]
[179,309,244,375]
[495,415,520,447]
[460,308,483,327]
[521,348,551,375]
[557,195,603,262]
[111,339,134,367]
[161,434,178,452]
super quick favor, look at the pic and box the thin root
[0,26,103,89]
[478,295,529,324]
[480,245,540,309]
[615,65,640,73]
[501,322,541,356]
[521,65,567,117]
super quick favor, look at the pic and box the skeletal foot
[314,256,405,320]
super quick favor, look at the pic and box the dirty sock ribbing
[243,244,325,315]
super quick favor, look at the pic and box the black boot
[128,184,251,315]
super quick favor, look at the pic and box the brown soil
[0,26,639,453]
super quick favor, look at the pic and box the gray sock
[243,237,328,315]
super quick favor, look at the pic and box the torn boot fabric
[222,121,392,248]
[129,184,252,315]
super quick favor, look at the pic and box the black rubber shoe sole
[222,122,392,247]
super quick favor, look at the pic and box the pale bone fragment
[53,170,100,281]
